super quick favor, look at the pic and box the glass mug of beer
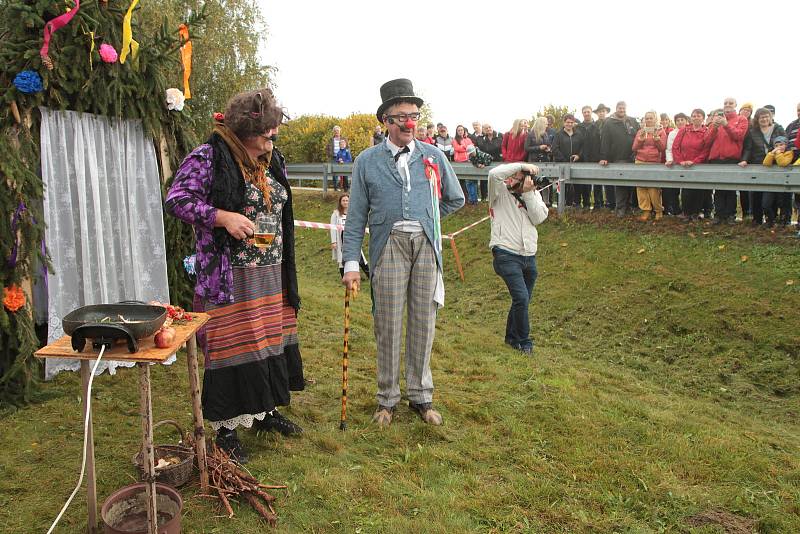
[254,213,277,248]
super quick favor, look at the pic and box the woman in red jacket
[501,119,528,163]
[632,110,668,221]
[672,109,709,221]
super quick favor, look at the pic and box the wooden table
[35,313,210,534]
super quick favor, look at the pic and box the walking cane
[340,281,358,430]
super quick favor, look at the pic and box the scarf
[212,123,273,210]
[207,125,274,253]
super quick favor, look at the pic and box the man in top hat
[342,78,464,427]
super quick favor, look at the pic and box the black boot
[254,410,303,436]
[215,428,249,464]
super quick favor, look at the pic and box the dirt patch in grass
[686,509,757,533]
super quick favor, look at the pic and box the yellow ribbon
[178,24,192,99]
[119,0,140,64]
[84,30,95,69]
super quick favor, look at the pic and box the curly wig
[224,88,283,140]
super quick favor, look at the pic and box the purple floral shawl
[165,144,234,304]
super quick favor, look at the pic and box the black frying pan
[62,302,167,353]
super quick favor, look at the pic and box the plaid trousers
[372,229,438,407]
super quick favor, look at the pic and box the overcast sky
[261,0,800,131]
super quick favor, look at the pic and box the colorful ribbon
[119,0,140,64]
[40,0,81,65]
[178,24,192,98]
[424,157,443,254]
[84,30,95,69]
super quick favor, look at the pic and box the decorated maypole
[0,0,202,404]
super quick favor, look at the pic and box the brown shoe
[654,212,663,221]
[637,211,651,222]
[371,405,394,427]
[409,402,443,425]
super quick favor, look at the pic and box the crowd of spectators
[329,99,800,231]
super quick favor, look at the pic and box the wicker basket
[133,419,195,487]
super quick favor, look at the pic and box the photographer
[488,162,549,354]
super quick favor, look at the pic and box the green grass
[1,192,799,533]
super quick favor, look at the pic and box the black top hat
[593,103,611,114]
[376,78,424,122]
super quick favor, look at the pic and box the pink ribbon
[40,0,81,60]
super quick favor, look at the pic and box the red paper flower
[3,285,26,313]
[213,112,224,122]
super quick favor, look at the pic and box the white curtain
[40,108,170,379]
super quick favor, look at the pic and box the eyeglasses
[386,112,421,122]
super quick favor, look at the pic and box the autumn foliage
[278,114,382,163]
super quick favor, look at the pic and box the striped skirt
[199,264,304,430]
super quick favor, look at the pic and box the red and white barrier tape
[295,216,492,239]
[294,220,369,233]
[445,215,490,239]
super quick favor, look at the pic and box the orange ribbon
[178,24,192,99]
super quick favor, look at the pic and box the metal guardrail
[286,161,800,213]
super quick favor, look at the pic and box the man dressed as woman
[166,88,304,463]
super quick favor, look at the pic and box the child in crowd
[336,138,353,191]
[761,137,793,227]
[762,136,793,167]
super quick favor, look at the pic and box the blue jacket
[343,140,465,270]
[336,148,353,163]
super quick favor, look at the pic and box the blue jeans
[465,180,478,204]
[492,248,537,350]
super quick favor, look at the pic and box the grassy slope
[1,192,798,533]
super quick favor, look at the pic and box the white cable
[47,344,106,534]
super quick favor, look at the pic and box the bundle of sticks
[204,443,287,526]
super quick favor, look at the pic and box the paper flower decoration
[13,70,43,94]
[99,43,118,63]
[213,112,225,122]
[165,88,185,111]
[3,285,26,313]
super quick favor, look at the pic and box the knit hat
[773,136,787,145]
[739,102,754,111]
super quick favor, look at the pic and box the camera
[523,169,550,190]
[507,170,549,193]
